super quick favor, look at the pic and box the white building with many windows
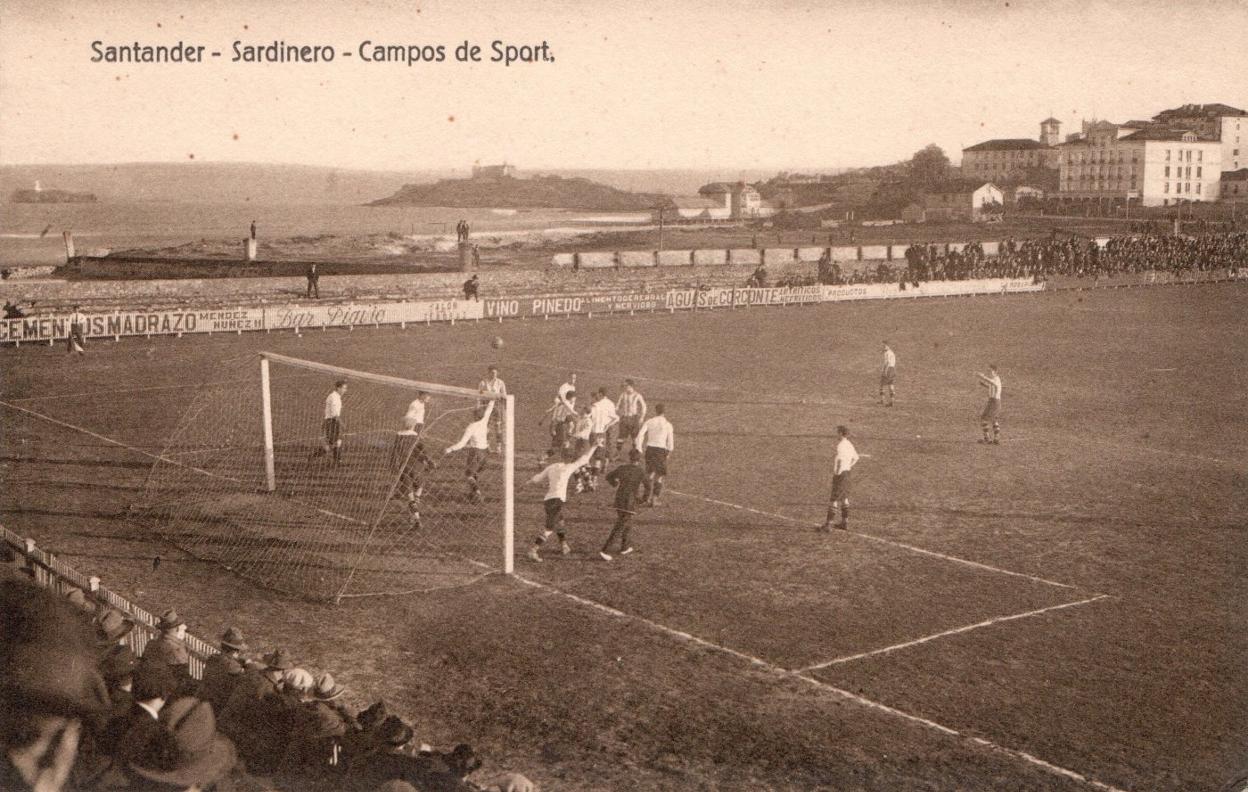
[1057,123,1222,207]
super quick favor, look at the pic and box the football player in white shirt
[444,400,495,502]
[587,388,620,482]
[478,366,507,452]
[976,365,1003,444]
[635,404,674,506]
[525,438,602,562]
[311,381,348,464]
[879,341,896,407]
[821,425,860,532]
[402,391,430,434]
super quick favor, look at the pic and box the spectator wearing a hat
[281,672,353,775]
[64,585,98,617]
[125,697,238,791]
[196,626,251,715]
[218,648,296,776]
[95,610,138,703]
[1,578,110,792]
[91,658,179,788]
[139,609,194,695]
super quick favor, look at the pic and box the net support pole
[503,394,515,574]
[260,356,276,492]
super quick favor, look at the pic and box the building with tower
[961,119,1061,182]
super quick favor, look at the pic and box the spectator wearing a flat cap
[196,626,252,716]
[218,648,295,776]
[124,697,239,791]
[139,609,195,695]
[1,578,110,792]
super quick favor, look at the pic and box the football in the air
[491,336,505,349]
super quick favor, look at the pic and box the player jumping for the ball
[444,400,495,502]
[403,391,429,434]
[310,380,348,464]
[879,341,896,406]
[976,365,1002,444]
[478,365,507,453]
[820,424,859,532]
[526,439,602,562]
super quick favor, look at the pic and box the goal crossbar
[261,352,495,400]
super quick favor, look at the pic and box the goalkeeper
[444,400,495,503]
[390,428,437,526]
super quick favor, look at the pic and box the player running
[478,366,507,452]
[879,341,896,406]
[615,379,647,456]
[526,439,602,562]
[820,425,860,532]
[389,428,437,527]
[599,448,647,561]
[635,404,674,506]
[443,400,495,502]
[402,391,430,434]
[310,381,348,464]
[976,365,1003,444]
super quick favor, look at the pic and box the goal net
[129,352,515,602]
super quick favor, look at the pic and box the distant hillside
[369,174,665,211]
[0,163,455,206]
[11,188,97,203]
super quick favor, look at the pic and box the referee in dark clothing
[600,449,647,560]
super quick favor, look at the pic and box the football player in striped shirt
[976,365,1003,444]
[879,342,896,407]
[615,379,647,456]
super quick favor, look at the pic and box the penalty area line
[510,571,1131,792]
[667,487,1078,590]
[798,593,1113,671]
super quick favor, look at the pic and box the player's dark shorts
[465,447,487,476]
[643,447,668,476]
[323,418,341,446]
[543,498,564,531]
[619,416,641,440]
[880,366,896,386]
[830,471,851,501]
[981,397,1000,421]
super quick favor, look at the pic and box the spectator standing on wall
[306,263,320,299]
[67,305,87,355]
[250,220,257,240]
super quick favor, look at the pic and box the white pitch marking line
[511,572,1131,792]
[668,487,1078,590]
[798,593,1112,671]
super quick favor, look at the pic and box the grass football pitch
[2,282,1245,791]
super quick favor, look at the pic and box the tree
[908,144,951,187]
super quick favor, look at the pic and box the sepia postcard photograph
[1,1,1245,790]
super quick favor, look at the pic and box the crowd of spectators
[2,557,535,792]
[803,230,1248,287]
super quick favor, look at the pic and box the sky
[2,0,1247,171]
